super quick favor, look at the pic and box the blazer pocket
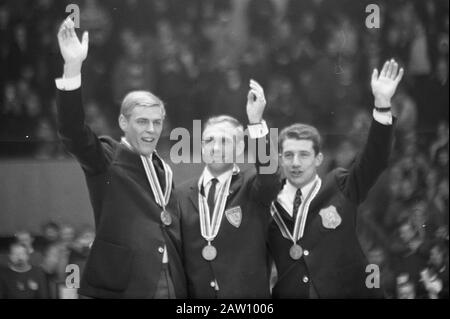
[85,239,133,292]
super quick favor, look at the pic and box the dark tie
[152,156,166,191]
[292,188,302,220]
[207,178,219,218]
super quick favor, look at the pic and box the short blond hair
[120,91,166,119]
[203,115,245,142]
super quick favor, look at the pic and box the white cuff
[55,74,81,91]
[373,109,393,126]
[247,120,269,139]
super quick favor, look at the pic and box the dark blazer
[177,136,282,298]
[268,119,394,299]
[56,88,187,298]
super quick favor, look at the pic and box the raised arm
[338,59,404,204]
[247,80,282,206]
[56,18,111,175]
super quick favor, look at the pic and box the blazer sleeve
[249,131,282,207]
[335,118,395,205]
[56,88,112,175]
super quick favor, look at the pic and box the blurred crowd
[0,0,448,298]
[0,222,95,299]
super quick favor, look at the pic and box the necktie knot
[292,188,302,219]
[207,178,219,216]
[210,178,219,187]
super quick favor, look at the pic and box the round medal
[160,210,172,226]
[289,244,303,260]
[202,244,217,261]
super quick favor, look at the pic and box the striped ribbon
[198,166,239,243]
[270,175,322,243]
[121,137,173,209]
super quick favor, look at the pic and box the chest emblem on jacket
[225,206,242,228]
[319,205,342,229]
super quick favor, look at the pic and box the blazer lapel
[188,182,200,213]
[301,176,336,249]
[226,172,243,204]
[188,172,244,214]
[304,175,335,228]
[274,201,294,223]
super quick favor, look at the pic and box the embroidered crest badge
[225,206,242,228]
[319,206,342,229]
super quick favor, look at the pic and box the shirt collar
[284,175,318,200]
[121,136,159,160]
[202,165,240,188]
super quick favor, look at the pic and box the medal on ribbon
[270,175,321,260]
[198,166,239,261]
[121,137,173,226]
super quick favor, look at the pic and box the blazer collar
[188,168,242,213]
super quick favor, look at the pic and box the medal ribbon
[198,166,239,242]
[121,137,173,209]
[270,175,322,243]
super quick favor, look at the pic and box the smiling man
[269,59,404,298]
[54,18,186,298]
[177,80,282,298]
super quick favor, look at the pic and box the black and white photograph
[0,0,448,309]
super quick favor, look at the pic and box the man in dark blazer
[177,80,282,298]
[54,18,186,298]
[269,59,404,298]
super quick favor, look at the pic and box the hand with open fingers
[57,17,89,69]
[371,59,404,109]
[246,79,267,124]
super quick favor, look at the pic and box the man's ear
[315,152,324,167]
[118,114,128,132]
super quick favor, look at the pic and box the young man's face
[202,122,244,174]
[280,138,323,188]
[119,106,164,156]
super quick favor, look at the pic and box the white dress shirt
[277,176,318,217]
[202,166,235,202]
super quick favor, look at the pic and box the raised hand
[57,17,89,77]
[246,79,266,124]
[371,59,404,109]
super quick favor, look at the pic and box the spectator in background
[112,29,157,104]
[265,75,307,130]
[210,66,248,122]
[396,273,416,299]
[367,246,397,298]
[68,226,95,281]
[34,221,60,254]
[40,243,63,299]
[14,230,43,267]
[247,0,275,41]
[420,240,449,299]
[52,225,76,286]
[38,224,79,299]
[431,178,449,228]
[392,219,429,298]
[79,0,114,105]
[84,100,114,136]
[0,242,48,299]
[430,122,449,160]
[33,117,60,159]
